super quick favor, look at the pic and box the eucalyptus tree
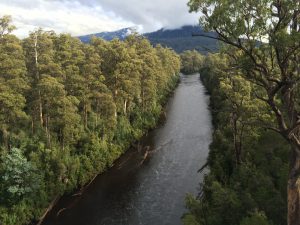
[126,36,159,112]
[0,15,16,38]
[81,44,116,136]
[180,50,205,74]
[155,44,181,100]
[188,0,300,223]
[23,29,61,133]
[0,16,28,150]
[93,38,141,117]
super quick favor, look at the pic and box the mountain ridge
[78,25,219,53]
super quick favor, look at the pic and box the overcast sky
[0,0,199,38]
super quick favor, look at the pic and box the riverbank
[183,55,289,225]
[31,74,181,225]
[0,27,182,225]
[41,73,212,225]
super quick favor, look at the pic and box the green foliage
[183,53,288,225]
[188,1,299,223]
[0,16,180,225]
[0,148,41,205]
[180,50,205,74]
[0,15,16,37]
[240,212,270,225]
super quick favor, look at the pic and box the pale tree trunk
[288,146,300,225]
[39,94,43,126]
[45,115,51,148]
[34,33,44,127]
[31,119,34,134]
[124,99,127,115]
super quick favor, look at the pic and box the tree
[126,36,158,112]
[180,50,205,74]
[0,148,40,205]
[93,38,141,117]
[80,44,116,136]
[188,0,300,224]
[0,17,28,150]
[37,75,81,149]
[155,44,181,99]
[240,212,270,225]
[23,29,61,132]
[213,51,269,165]
[0,15,16,38]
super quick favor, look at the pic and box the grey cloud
[1,0,199,37]
[63,0,199,32]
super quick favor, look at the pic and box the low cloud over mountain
[0,0,199,38]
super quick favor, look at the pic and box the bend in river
[42,73,212,225]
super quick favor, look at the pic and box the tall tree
[37,75,81,148]
[188,0,300,223]
[0,15,16,38]
[0,17,28,150]
[126,36,158,112]
[93,38,141,116]
[23,29,61,132]
[81,44,116,136]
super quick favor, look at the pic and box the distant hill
[78,25,219,54]
[78,27,137,43]
[144,25,218,53]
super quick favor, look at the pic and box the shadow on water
[42,73,212,225]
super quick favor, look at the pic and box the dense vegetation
[180,50,204,74]
[185,0,299,224]
[183,53,289,225]
[0,15,180,225]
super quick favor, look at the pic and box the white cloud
[0,0,199,38]
[0,0,134,37]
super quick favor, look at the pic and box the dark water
[43,73,212,225]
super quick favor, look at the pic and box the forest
[183,0,299,225]
[0,15,180,225]
[183,52,289,225]
[180,50,205,74]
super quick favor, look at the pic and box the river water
[43,73,212,225]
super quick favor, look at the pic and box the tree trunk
[124,99,127,115]
[84,103,88,129]
[1,127,8,150]
[39,91,43,126]
[45,115,51,148]
[288,145,300,225]
[231,112,242,165]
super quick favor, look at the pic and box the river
[42,73,212,225]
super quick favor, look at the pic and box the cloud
[0,0,199,37]
[96,0,199,32]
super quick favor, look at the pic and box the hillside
[144,25,218,53]
[78,27,137,42]
[78,25,219,54]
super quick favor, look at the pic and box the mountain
[144,25,218,53]
[78,27,137,43]
[78,25,219,54]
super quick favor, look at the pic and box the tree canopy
[187,0,299,224]
[0,15,180,225]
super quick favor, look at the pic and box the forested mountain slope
[78,25,219,54]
